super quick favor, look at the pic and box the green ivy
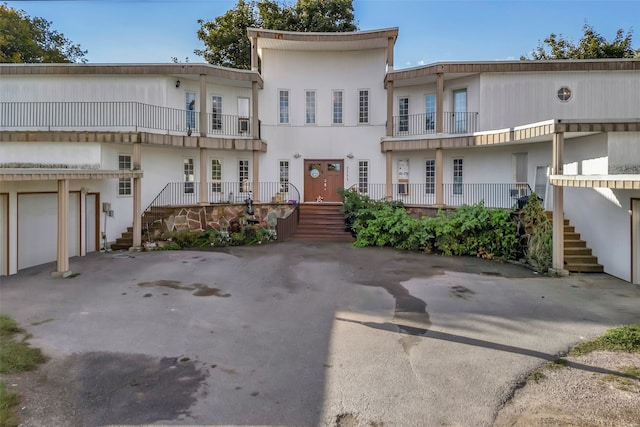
[342,191,519,259]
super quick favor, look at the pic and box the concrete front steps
[288,203,354,243]
[111,226,133,251]
[546,212,604,273]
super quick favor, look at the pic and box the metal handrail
[0,101,253,138]
[392,111,479,136]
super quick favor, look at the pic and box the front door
[304,160,344,202]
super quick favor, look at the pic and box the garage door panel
[18,193,80,270]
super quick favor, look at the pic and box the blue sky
[5,0,640,68]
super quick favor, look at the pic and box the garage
[17,192,80,270]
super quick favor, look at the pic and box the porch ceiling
[381,119,640,152]
[550,174,640,189]
[0,168,143,181]
[0,131,268,152]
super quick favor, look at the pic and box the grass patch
[547,358,570,370]
[0,382,21,427]
[599,365,640,393]
[571,324,640,356]
[527,371,547,383]
[0,315,46,426]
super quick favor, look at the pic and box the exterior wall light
[176,80,181,88]
[293,153,301,158]
[346,152,354,159]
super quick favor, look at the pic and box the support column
[199,74,207,137]
[252,81,259,140]
[436,73,444,134]
[551,131,568,275]
[386,80,394,137]
[52,179,71,277]
[199,148,208,205]
[252,150,260,201]
[130,142,143,251]
[385,151,393,200]
[435,148,444,206]
[250,37,258,71]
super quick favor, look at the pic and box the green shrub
[520,193,552,272]
[571,324,640,355]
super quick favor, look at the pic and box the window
[212,95,222,131]
[238,97,250,134]
[425,159,435,194]
[358,161,369,193]
[279,160,289,192]
[426,94,435,131]
[184,158,194,194]
[359,90,369,124]
[211,159,222,193]
[305,90,316,124]
[557,87,572,102]
[399,97,409,132]
[453,89,467,133]
[186,92,196,130]
[453,158,463,195]
[279,90,289,124]
[118,154,132,196]
[238,160,249,192]
[332,90,343,124]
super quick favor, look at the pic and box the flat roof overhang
[0,169,143,181]
[550,175,640,190]
[1,131,268,152]
[0,63,264,89]
[381,119,640,152]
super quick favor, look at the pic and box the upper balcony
[392,112,478,137]
[0,101,256,139]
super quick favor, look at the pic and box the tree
[0,3,87,63]
[196,0,358,69]
[522,23,639,60]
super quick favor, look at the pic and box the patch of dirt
[494,351,640,427]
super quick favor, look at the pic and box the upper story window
[305,90,316,125]
[399,97,409,132]
[453,89,467,133]
[332,90,343,125]
[279,90,289,124]
[359,90,369,124]
[557,87,572,102]
[118,154,132,196]
[186,92,196,130]
[425,94,435,131]
[212,95,222,131]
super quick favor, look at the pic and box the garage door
[0,194,7,276]
[18,193,80,270]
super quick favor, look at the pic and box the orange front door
[304,160,344,202]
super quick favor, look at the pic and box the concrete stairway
[111,226,133,251]
[546,212,604,273]
[288,203,354,243]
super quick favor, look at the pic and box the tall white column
[52,179,71,277]
[130,142,142,251]
[551,131,567,274]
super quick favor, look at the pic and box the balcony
[351,183,531,209]
[392,112,478,137]
[0,101,255,138]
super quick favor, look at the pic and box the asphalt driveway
[1,242,639,426]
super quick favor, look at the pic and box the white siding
[479,71,640,130]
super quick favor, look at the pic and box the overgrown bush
[344,190,519,259]
[519,193,552,272]
[157,225,275,250]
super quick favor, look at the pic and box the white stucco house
[1,27,639,283]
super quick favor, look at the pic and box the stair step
[565,255,600,264]
[565,239,587,248]
[563,232,581,240]
[565,263,604,273]
[565,247,592,256]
